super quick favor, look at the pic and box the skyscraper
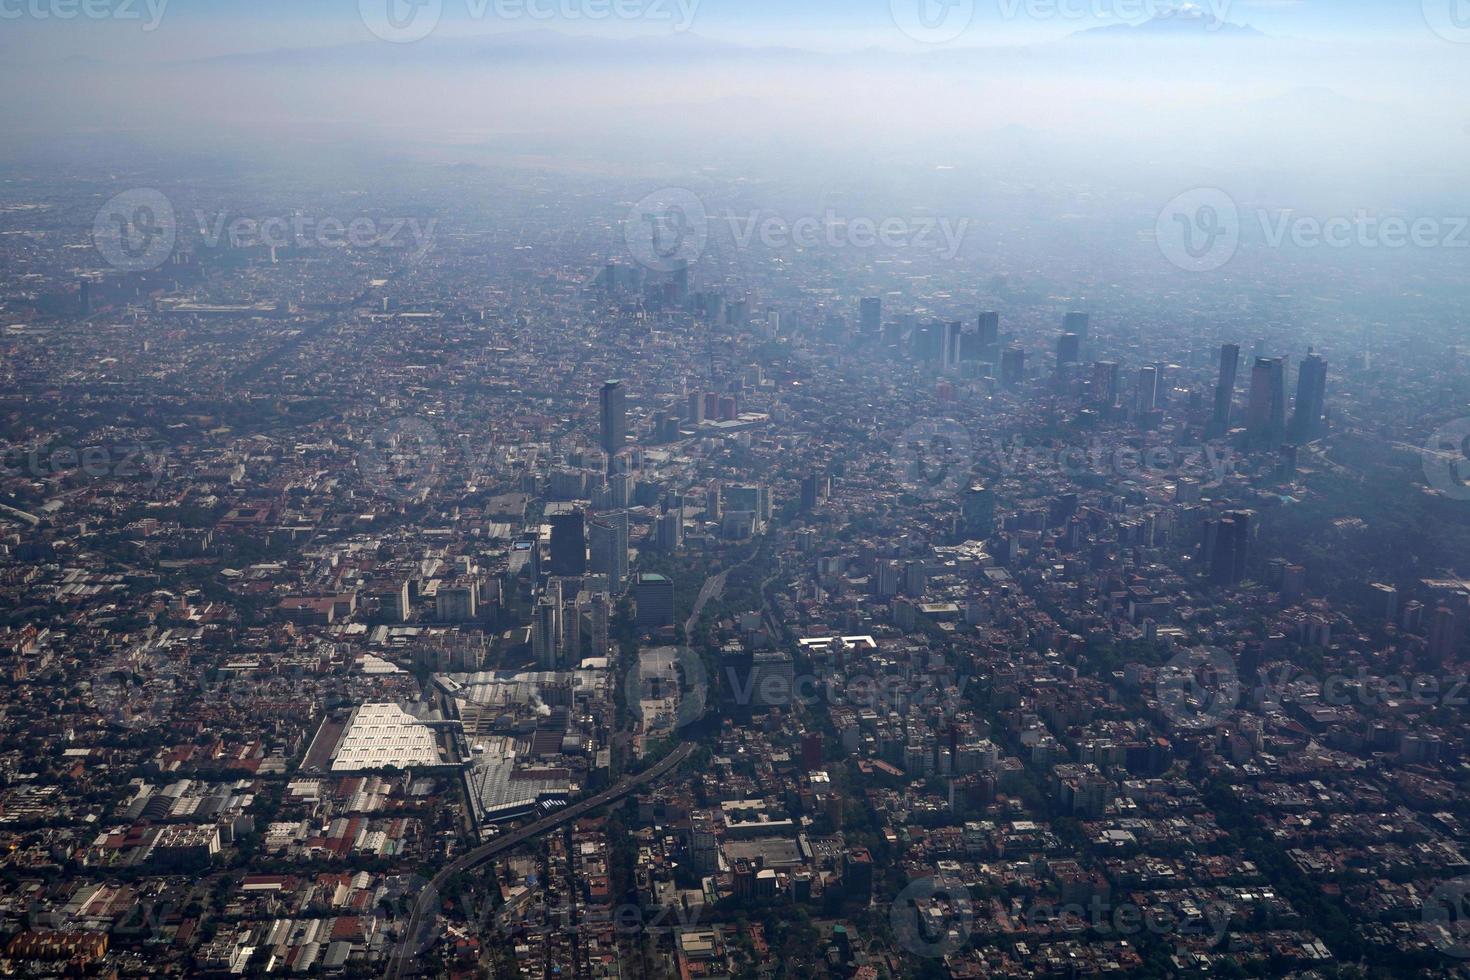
[1247,356,1288,447]
[1204,510,1252,586]
[1064,311,1089,344]
[962,484,995,539]
[533,597,562,669]
[1428,605,1459,665]
[634,573,675,632]
[748,651,795,710]
[1056,332,1081,367]
[1091,361,1120,407]
[941,320,963,372]
[1289,350,1327,441]
[655,511,683,552]
[1136,365,1159,415]
[977,311,999,348]
[588,510,629,594]
[548,510,587,576]
[1000,346,1025,387]
[600,380,627,472]
[911,322,940,363]
[800,474,820,512]
[1212,343,1240,431]
[860,297,882,336]
[874,560,900,598]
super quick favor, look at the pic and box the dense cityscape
[4,1,1470,979]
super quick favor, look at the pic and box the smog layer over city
[2,0,1470,977]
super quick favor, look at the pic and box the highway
[383,741,695,979]
[684,568,728,639]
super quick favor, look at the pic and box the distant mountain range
[188,29,788,68]
[179,11,1267,70]
[1072,4,1264,39]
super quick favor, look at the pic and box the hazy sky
[2,0,1466,225]
[1,0,1464,61]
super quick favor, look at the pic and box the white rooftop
[330,703,440,772]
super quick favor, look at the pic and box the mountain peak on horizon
[1072,3,1265,39]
